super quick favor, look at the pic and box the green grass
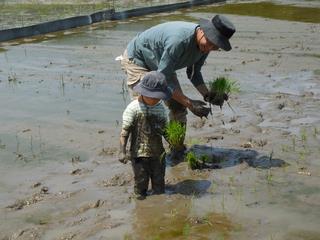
[165,121,185,149]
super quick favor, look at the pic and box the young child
[119,71,171,200]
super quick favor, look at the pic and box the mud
[1,1,320,240]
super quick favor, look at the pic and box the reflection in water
[167,179,211,196]
[0,132,88,167]
[131,195,236,239]
[284,230,320,240]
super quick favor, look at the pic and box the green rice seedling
[182,223,191,237]
[123,233,132,240]
[292,136,296,151]
[298,149,306,162]
[281,144,290,152]
[208,76,240,97]
[170,208,178,218]
[8,72,17,83]
[200,154,210,163]
[202,217,213,226]
[301,128,307,144]
[198,154,213,168]
[210,181,217,194]
[185,151,200,170]
[221,192,225,212]
[165,121,185,149]
[313,127,319,138]
[228,176,235,185]
[207,76,240,110]
[266,170,273,184]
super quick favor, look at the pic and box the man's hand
[118,152,130,164]
[188,99,211,118]
[204,91,228,108]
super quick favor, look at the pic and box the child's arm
[119,101,136,164]
[119,129,130,164]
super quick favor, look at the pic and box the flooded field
[0,1,320,239]
[0,0,187,30]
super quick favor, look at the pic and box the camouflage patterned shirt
[122,99,168,158]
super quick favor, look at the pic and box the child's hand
[118,152,130,164]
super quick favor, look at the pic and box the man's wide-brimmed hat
[199,15,236,51]
[133,71,172,100]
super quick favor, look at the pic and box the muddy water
[0,0,187,29]
[1,2,320,240]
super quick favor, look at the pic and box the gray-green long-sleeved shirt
[126,21,208,89]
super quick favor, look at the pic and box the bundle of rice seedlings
[209,76,239,97]
[165,121,186,149]
[208,76,240,110]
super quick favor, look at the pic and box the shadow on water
[189,144,288,169]
[164,145,287,196]
[194,2,320,23]
[166,179,211,196]
[166,144,288,169]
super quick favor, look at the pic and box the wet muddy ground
[1,1,320,240]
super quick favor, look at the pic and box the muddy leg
[150,156,166,194]
[131,158,150,199]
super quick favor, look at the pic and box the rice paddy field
[0,0,188,30]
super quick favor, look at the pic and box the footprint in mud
[9,227,42,240]
[69,168,92,175]
[98,147,118,156]
[191,118,206,129]
[74,199,105,215]
[98,173,133,187]
[6,187,49,211]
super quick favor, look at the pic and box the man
[119,15,236,154]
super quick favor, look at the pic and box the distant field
[0,0,186,29]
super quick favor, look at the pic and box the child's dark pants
[131,156,166,196]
